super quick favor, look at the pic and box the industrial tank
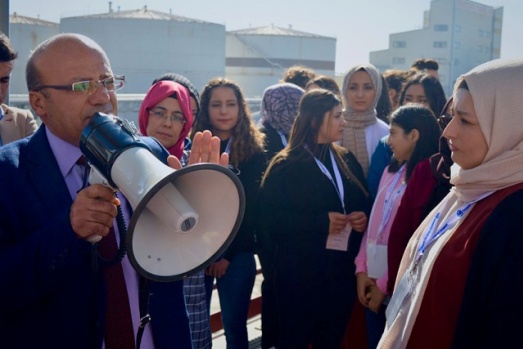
[60,6,226,94]
[226,24,336,98]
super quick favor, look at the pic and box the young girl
[191,77,266,348]
[355,104,441,348]
[368,72,448,199]
[259,89,369,348]
[386,98,454,296]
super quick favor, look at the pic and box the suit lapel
[23,126,73,211]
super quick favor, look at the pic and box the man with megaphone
[0,33,236,349]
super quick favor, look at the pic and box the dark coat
[258,145,370,347]
[0,126,192,348]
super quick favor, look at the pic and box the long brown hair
[262,89,368,196]
[191,77,265,166]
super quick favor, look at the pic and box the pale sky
[9,0,523,74]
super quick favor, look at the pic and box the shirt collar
[46,126,83,178]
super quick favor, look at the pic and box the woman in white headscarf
[379,58,523,349]
[341,64,389,178]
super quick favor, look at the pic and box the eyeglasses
[34,75,125,94]
[148,107,187,124]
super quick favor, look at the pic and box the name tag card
[386,269,413,327]
[367,243,388,279]
[326,223,352,251]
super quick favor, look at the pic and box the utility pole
[0,0,9,104]
[0,0,8,36]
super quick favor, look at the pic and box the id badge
[385,269,412,328]
[326,222,352,251]
[366,242,387,279]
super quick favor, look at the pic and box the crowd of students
[2,31,523,349]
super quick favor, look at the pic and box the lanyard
[307,146,345,213]
[223,138,241,175]
[414,191,494,267]
[0,108,3,146]
[277,130,288,147]
[376,165,407,240]
[224,138,232,155]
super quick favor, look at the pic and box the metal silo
[226,24,336,98]
[60,6,226,95]
[9,13,59,95]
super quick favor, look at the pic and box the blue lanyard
[376,165,407,239]
[277,131,288,147]
[0,108,3,146]
[307,146,345,213]
[224,138,232,155]
[414,191,494,267]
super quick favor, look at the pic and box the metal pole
[0,0,9,105]
[0,0,8,36]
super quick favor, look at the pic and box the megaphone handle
[87,235,102,243]
[84,167,117,244]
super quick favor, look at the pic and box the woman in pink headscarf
[139,80,194,162]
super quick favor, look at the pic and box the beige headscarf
[379,58,523,349]
[341,64,382,177]
[451,58,523,202]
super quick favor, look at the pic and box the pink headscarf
[139,80,194,159]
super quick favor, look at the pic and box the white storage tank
[60,6,226,94]
[226,25,336,98]
[9,13,60,95]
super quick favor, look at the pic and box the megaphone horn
[80,113,245,282]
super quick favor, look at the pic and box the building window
[393,41,406,48]
[434,24,448,31]
[433,41,447,48]
[454,25,462,32]
[392,57,405,64]
[454,41,461,49]
[486,31,491,38]
[479,29,484,37]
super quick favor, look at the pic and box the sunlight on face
[146,97,186,149]
[402,84,429,108]
[317,104,345,144]
[346,70,376,112]
[208,86,239,140]
[386,124,417,162]
[442,88,488,170]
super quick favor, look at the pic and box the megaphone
[80,113,245,282]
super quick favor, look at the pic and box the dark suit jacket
[0,104,38,145]
[0,126,192,348]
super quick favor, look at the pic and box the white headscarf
[340,63,382,176]
[341,63,382,114]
